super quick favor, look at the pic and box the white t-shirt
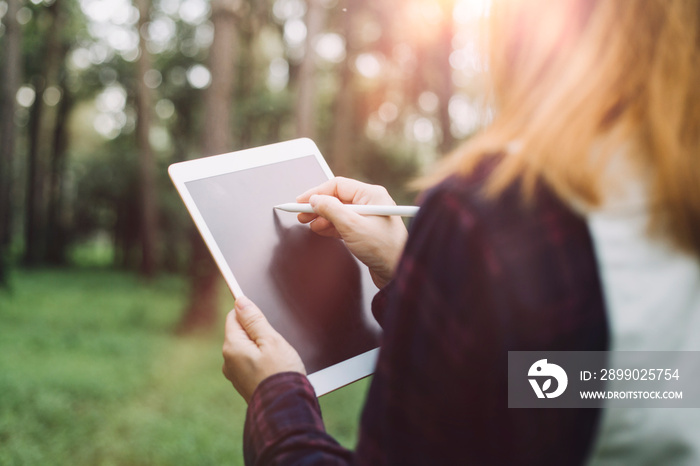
[584,174,700,465]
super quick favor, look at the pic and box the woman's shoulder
[417,155,500,206]
[416,156,579,238]
[397,155,609,349]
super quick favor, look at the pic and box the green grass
[0,268,368,465]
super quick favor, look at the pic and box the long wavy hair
[422,0,700,257]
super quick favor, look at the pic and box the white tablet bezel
[168,138,379,395]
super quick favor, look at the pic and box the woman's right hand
[296,177,409,289]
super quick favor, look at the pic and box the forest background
[0,0,489,464]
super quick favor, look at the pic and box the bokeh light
[186,65,211,89]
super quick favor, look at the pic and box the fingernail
[309,194,319,207]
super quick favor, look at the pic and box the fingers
[296,212,317,224]
[225,309,247,340]
[233,295,275,343]
[297,211,341,238]
[309,194,363,237]
[297,176,395,208]
[308,219,342,238]
[222,296,307,403]
[296,177,375,204]
[296,177,345,203]
[297,211,342,238]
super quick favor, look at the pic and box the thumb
[309,194,362,237]
[235,296,274,342]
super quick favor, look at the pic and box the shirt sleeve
[370,281,391,328]
[243,372,353,466]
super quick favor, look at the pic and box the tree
[23,0,68,266]
[134,0,160,278]
[0,0,22,285]
[435,10,455,154]
[179,0,239,332]
[294,0,326,139]
[45,0,88,265]
[328,3,358,176]
[44,69,72,265]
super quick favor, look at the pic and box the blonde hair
[422,0,700,257]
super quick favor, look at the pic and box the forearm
[244,372,353,466]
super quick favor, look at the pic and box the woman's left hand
[222,295,306,403]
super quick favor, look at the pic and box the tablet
[168,138,381,395]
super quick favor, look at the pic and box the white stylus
[274,202,419,217]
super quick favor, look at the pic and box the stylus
[274,202,419,217]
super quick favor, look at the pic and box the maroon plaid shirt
[243,161,609,465]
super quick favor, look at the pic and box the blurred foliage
[0,0,488,273]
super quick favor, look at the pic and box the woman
[222,0,700,464]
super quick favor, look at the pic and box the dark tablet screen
[185,155,381,373]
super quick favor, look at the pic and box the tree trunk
[45,70,72,265]
[180,228,221,331]
[23,79,45,266]
[134,0,160,278]
[436,20,455,154]
[294,0,326,139]
[329,4,356,176]
[23,0,64,266]
[114,189,141,270]
[179,0,239,332]
[235,0,268,148]
[0,0,22,285]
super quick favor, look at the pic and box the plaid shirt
[244,161,609,465]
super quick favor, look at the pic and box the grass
[0,268,369,465]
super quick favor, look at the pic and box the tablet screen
[185,155,381,373]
